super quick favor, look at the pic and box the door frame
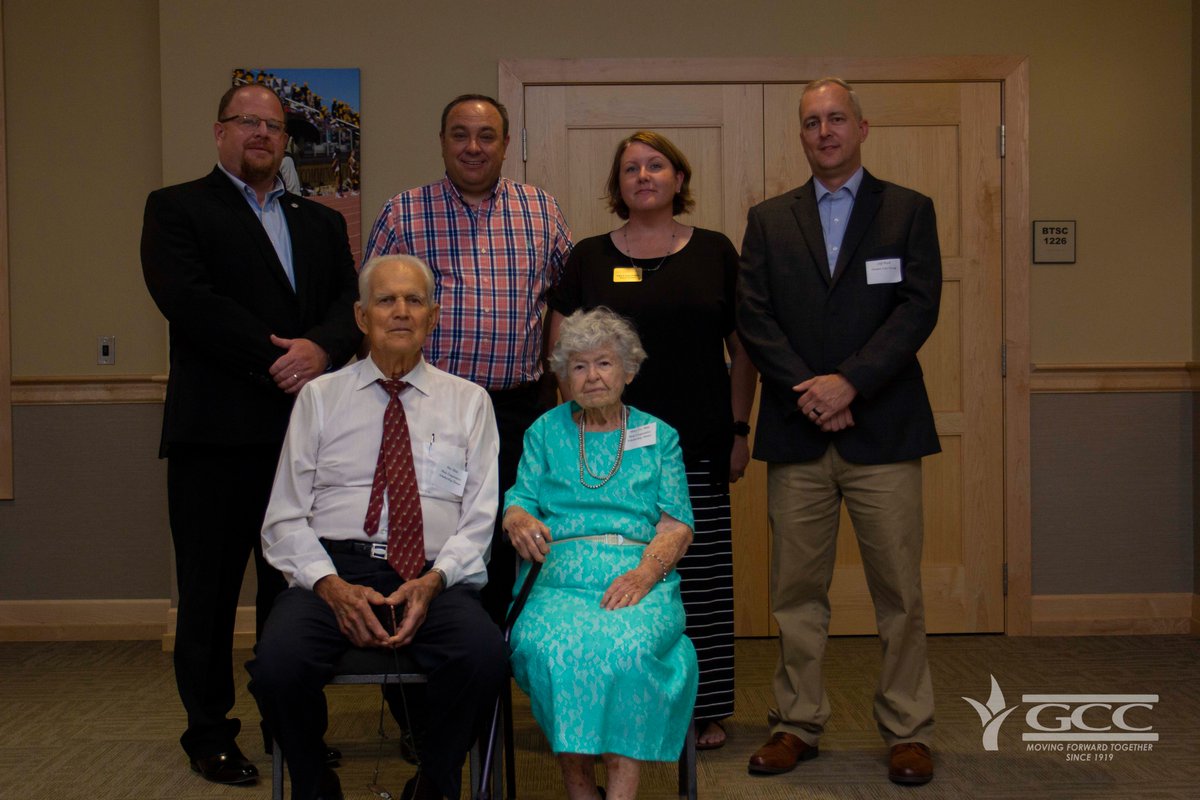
[499,56,1032,635]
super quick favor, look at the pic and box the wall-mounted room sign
[1033,220,1076,264]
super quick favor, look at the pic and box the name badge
[431,463,468,497]
[612,267,643,283]
[625,423,657,450]
[865,258,902,284]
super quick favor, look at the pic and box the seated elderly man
[248,254,505,800]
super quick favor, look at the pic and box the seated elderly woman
[503,307,698,800]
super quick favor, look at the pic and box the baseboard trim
[0,599,170,641]
[4,595,1193,641]
[161,604,257,652]
[1031,592,1194,635]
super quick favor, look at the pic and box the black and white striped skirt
[676,459,735,723]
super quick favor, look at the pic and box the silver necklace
[620,221,676,275]
[577,405,628,489]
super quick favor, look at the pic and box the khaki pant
[766,449,934,746]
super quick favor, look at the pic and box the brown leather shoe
[747,731,819,774]
[888,742,933,785]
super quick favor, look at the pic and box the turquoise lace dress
[505,402,698,760]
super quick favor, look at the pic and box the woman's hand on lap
[503,506,552,562]
[601,564,657,610]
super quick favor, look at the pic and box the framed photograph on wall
[232,68,362,265]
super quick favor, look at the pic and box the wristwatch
[429,567,448,589]
[732,420,751,437]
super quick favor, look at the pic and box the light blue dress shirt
[814,167,865,275]
[218,163,296,289]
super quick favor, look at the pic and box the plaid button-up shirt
[364,176,573,390]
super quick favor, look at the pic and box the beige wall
[0,2,1196,613]
[4,0,1195,378]
[5,0,164,377]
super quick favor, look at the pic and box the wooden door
[523,80,1004,635]
[524,84,763,242]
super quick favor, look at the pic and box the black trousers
[167,443,287,758]
[247,552,507,800]
[479,379,552,624]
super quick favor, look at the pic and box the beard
[239,149,283,186]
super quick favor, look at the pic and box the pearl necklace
[577,405,628,489]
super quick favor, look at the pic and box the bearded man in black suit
[141,83,361,785]
[737,77,941,785]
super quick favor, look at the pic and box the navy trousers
[247,551,507,800]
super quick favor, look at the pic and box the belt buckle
[370,542,388,560]
[604,533,624,546]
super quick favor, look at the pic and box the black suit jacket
[141,167,362,456]
[736,169,942,465]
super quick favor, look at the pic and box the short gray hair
[800,77,864,121]
[358,255,436,305]
[550,307,647,380]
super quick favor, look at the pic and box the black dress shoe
[189,747,258,785]
[399,729,419,765]
[400,771,445,800]
[263,739,342,765]
[315,766,344,800]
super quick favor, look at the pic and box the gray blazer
[736,169,942,465]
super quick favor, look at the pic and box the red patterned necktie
[363,378,426,580]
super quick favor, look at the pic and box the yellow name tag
[612,267,642,283]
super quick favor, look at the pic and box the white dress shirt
[262,355,500,591]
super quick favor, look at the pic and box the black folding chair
[478,560,542,799]
[270,647,502,800]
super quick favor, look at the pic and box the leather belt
[320,538,388,560]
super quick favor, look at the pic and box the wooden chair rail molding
[1030,362,1200,393]
[12,375,167,405]
[10,363,1199,406]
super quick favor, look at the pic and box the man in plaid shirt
[364,93,573,624]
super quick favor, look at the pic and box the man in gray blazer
[737,78,941,785]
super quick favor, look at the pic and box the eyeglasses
[218,114,286,136]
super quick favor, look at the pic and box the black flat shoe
[189,746,258,785]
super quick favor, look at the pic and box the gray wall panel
[0,404,170,600]
[1194,394,1200,594]
[1032,393,1193,594]
[2,396,1194,603]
